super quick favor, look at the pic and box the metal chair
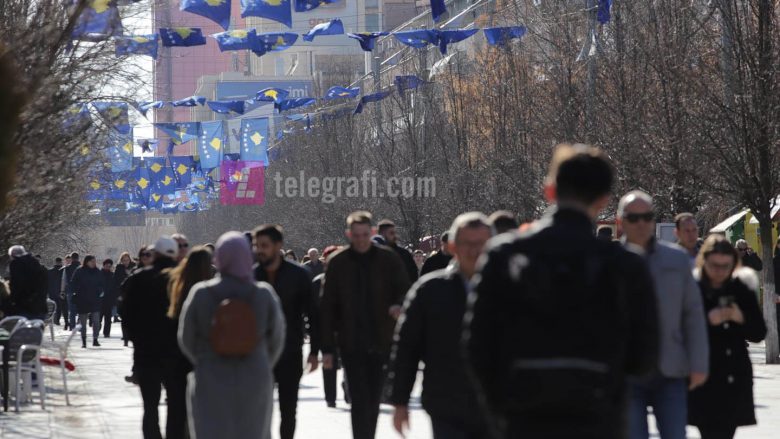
[49,324,80,406]
[0,316,27,334]
[7,323,45,411]
[44,299,57,342]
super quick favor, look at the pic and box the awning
[710,210,748,233]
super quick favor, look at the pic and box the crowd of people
[0,143,777,439]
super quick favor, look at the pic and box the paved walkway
[1,325,779,438]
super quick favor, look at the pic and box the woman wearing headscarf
[178,232,285,439]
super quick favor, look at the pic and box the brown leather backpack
[209,293,259,357]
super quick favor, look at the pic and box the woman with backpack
[178,231,285,439]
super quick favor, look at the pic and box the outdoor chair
[6,323,45,411]
[0,316,27,334]
[48,324,80,406]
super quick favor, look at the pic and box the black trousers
[60,295,69,329]
[698,425,737,439]
[341,351,386,439]
[431,417,483,439]
[101,303,115,337]
[136,357,188,439]
[323,365,337,404]
[274,350,304,439]
[51,296,63,324]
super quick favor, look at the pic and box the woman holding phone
[688,235,767,439]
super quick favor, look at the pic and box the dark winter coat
[8,254,48,316]
[47,264,63,300]
[304,259,324,278]
[419,251,451,276]
[320,244,411,355]
[71,266,105,313]
[389,264,484,429]
[741,251,763,272]
[688,269,767,428]
[101,269,117,311]
[389,243,419,283]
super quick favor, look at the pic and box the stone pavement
[0,325,779,438]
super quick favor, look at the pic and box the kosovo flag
[93,102,131,134]
[483,26,526,46]
[86,177,106,201]
[71,0,123,42]
[240,118,269,164]
[256,87,289,103]
[170,156,195,188]
[136,101,165,118]
[354,89,393,114]
[171,96,207,107]
[241,0,292,28]
[180,0,231,31]
[325,86,360,100]
[393,30,439,49]
[598,0,612,24]
[347,32,388,52]
[109,171,133,200]
[147,192,164,209]
[134,164,152,202]
[108,133,134,172]
[115,34,159,59]
[198,121,225,170]
[207,100,246,115]
[155,122,200,145]
[274,98,315,112]
[294,0,337,12]
[302,19,344,42]
[251,32,298,55]
[63,104,90,129]
[148,159,176,195]
[395,75,426,94]
[431,0,446,23]
[213,29,256,51]
[437,29,479,54]
[159,27,207,47]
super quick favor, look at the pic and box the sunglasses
[141,252,152,257]
[179,243,189,249]
[623,212,655,223]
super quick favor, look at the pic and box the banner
[220,160,265,205]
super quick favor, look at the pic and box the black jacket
[8,254,48,316]
[61,263,79,296]
[304,259,324,278]
[71,266,105,313]
[466,207,659,438]
[420,251,451,276]
[389,264,483,429]
[120,258,178,359]
[254,259,317,355]
[741,251,763,272]
[101,269,117,310]
[47,264,63,300]
[688,272,766,428]
[390,243,419,283]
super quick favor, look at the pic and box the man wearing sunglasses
[736,239,763,272]
[618,190,709,439]
[172,233,189,263]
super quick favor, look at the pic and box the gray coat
[178,276,286,439]
[632,239,709,377]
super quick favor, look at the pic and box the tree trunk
[758,218,779,363]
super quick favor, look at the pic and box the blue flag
[71,0,123,42]
[256,87,289,103]
[171,96,207,107]
[159,27,207,47]
[394,75,426,94]
[136,101,165,118]
[213,29,256,51]
[393,30,439,49]
[354,90,393,114]
[251,32,298,55]
[147,191,164,209]
[147,158,176,195]
[483,26,527,46]
[346,32,388,52]
[431,0,447,23]
[115,34,159,59]
[170,156,195,188]
[240,118,269,164]
[138,138,159,153]
[108,133,134,172]
[93,102,131,134]
[294,0,337,12]
[198,121,225,169]
[135,164,152,202]
[109,171,133,200]
[597,0,612,24]
[207,100,246,115]
[86,176,106,201]
[274,98,315,112]
[302,19,344,42]
[63,104,90,129]
[436,29,479,54]
[180,0,231,31]
[325,86,360,100]
[155,122,200,145]
[241,0,292,28]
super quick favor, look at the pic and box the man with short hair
[466,144,659,438]
[121,236,186,439]
[390,212,494,439]
[304,247,324,277]
[321,211,412,439]
[7,245,48,320]
[736,239,763,272]
[488,210,519,234]
[48,257,64,325]
[420,231,452,276]
[61,252,80,330]
[171,233,189,263]
[674,213,700,263]
[101,259,117,338]
[253,224,317,439]
[618,190,709,439]
[378,219,419,283]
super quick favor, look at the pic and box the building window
[275,56,285,76]
[366,13,380,32]
[365,0,378,8]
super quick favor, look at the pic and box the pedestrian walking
[674,213,701,264]
[253,225,317,439]
[465,144,660,439]
[171,233,189,263]
[773,240,780,341]
[618,190,710,439]
[121,236,183,439]
[6,245,48,320]
[47,257,64,324]
[113,252,132,323]
[320,211,412,439]
[312,245,344,407]
[412,250,425,274]
[736,239,763,272]
[419,232,451,276]
[304,248,324,277]
[60,252,80,330]
[178,231,285,439]
[100,259,116,338]
[378,219,419,283]
[390,212,493,439]
[71,255,105,348]
[688,235,767,439]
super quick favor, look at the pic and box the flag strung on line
[437,29,479,54]
[294,0,338,12]
[180,0,231,31]
[115,34,159,59]
[207,100,246,115]
[155,122,200,145]
[251,32,298,55]
[240,118,269,164]
[483,26,526,46]
[393,29,439,49]
[346,32,388,52]
[138,138,159,153]
[70,0,123,42]
[198,120,224,170]
[597,0,612,25]
[220,160,265,206]
[213,29,256,51]
[256,87,289,103]
[136,101,165,118]
[275,97,315,112]
[159,27,207,47]
[170,156,195,189]
[171,96,207,107]
[431,0,446,23]
[354,89,393,114]
[107,131,134,172]
[324,86,360,100]
[93,102,131,134]
[302,19,344,42]
[240,0,292,28]
[394,75,426,94]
